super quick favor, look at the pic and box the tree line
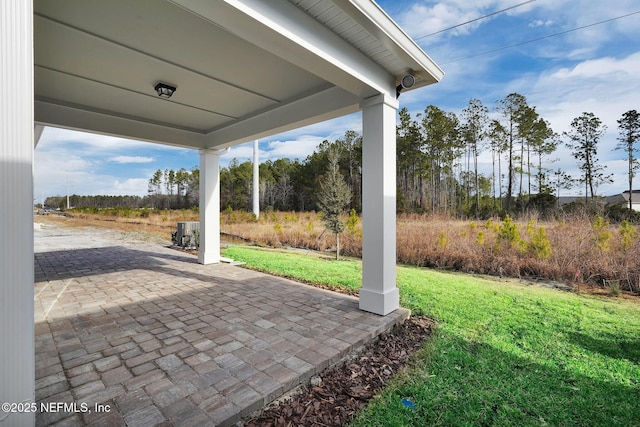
[46,93,640,218]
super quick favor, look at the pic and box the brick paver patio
[34,230,408,426]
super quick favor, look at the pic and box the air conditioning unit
[175,221,200,248]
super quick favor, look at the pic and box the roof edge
[337,0,444,88]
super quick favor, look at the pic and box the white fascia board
[339,0,444,87]
[169,0,395,98]
[204,86,359,148]
[35,100,206,149]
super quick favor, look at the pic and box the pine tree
[318,148,351,260]
[564,112,611,202]
[496,93,529,211]
[617,110,640,210]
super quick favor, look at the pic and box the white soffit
[34,0,443,149]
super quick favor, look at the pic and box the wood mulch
[245,316,435,427]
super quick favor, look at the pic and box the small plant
[476,230,485,246]
[592,215,612,253]
[497,215,521,247]
[618,220,637,251]
[346,209,359,234]
[525,219,536,237]
[284,212,298,223]
[485,218,499,232]
[436,231,449,248]
[606,279,621,296]
[528,226,552,259]
[273,221,283,235]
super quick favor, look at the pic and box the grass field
[223,246,640,426]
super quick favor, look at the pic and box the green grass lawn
[223,246,640,427]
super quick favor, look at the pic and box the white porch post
[198,149,222,264]
[253,140,260,219]
[359,94,399,315]
[1,0,35,425]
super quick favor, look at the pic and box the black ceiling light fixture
[396,73,416,98]
[154,82,176,99]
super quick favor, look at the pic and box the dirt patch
[245,316,434,427]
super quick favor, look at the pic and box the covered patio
[1,0,442,425]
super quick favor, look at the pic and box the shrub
[606,279,621,296]
[436,231,449,248]
[346,209,359,234]
[592,215,612,253]
[618,220,637,251]
[273,221,283,235]
[497,215,521,248]
[528,226,552,259]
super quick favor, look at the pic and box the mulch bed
[245,316,435,427]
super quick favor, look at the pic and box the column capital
[359,93,399,110]
[199,147,230,157]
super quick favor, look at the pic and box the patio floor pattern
[33,233,408,426]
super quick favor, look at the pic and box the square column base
[198,251,220,265]
[359,287,399,316]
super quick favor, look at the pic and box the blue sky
[34,0,640,201]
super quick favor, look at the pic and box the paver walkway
[34,224,408,426]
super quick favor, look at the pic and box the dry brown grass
[222,210,640,293]
[396,213,640,293]
[41,209,640,293]
[38,209,198,242]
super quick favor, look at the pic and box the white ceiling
[34,0,443,150]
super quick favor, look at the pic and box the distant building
[558,190,640,212]
[621,190,640,212]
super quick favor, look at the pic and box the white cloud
[109,156,155,164]
[111,178,150,196]
[224,136,326,164]
[265,137,325,159]
[221,113,363,166]
[528,19,553,28]
[39,126,192,156]
[528,52,640,135]
[40,127,149,151]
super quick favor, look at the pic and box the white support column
[1,1,35,426]
[253,140,260,218]
[359,94,399,316]
[198,149,223,264]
